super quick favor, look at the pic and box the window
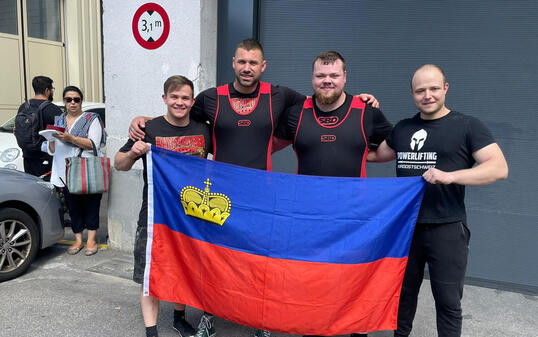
[26,0,61,41]
[0,0,18,35]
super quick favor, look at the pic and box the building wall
[259,0,538,289]
[0,0,102,123]
[103,0,217,251]
[64,0,103,103]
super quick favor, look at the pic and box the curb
[57,239,108,250]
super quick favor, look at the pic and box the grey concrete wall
[103,0,217,251]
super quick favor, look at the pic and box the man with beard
[278,51,392,337]
[15,76,62,178]
[283,51,392,179]
[128,41,378,337]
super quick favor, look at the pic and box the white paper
[38,129,61,141]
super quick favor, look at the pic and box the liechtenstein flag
[144,145,426,335]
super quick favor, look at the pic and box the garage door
[259,0,538,291]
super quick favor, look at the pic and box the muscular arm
[281,86,307,109]
[367,140,396,162]
[423,143,508,186]
[114,141,149,171]
[367,105,392,149]
[273,102,302,153]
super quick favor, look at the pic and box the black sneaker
[194,314,216,337]
[173,317,196,337]
[254,330,271,337]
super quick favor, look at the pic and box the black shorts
[133,222,148,284]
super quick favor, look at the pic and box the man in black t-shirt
[115,76,212,337]
[16,76,62,178]
[370,64,508,337]
[127,39,379,337]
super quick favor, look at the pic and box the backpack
[15,100,51,153]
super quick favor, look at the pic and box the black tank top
[293,96,368,177]
[213,82,274,170]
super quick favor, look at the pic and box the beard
[235,72,259,89]
[48,92,54,101]
[315,88,340,105]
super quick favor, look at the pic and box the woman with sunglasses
[47,86,106,256]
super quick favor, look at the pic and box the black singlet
[293,96,369,177]
[213,82,274,170]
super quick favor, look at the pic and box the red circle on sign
[132,3,170,50]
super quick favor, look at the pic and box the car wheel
[0,208,40,282]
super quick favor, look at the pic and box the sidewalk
[1,245,536,337]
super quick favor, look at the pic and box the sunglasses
[63,97,81,103]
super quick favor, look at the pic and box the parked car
[0,102,105,172]
[0,116,22,171]
[0,168,64,282]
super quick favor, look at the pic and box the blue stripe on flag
[150,145,425,264]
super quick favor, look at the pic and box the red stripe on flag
[148,223,406,335]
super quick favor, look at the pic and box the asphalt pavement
[1,243,537,337]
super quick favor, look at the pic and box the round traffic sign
[132,3,170,50]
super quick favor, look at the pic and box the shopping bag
[65,139,110,194]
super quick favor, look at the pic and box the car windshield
[0,117,15,132]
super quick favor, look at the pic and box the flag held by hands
[144,145,425,335]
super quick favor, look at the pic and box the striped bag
[65,140,111,194]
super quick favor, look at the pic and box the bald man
[369,64,508,337]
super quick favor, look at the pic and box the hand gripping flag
[144,145,426,335]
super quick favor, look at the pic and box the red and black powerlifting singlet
[213,82,274,170]
[293,96,368,177]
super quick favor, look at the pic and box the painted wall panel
[0,36,24,122]
[27,41,65,97]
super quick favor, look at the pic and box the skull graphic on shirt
[410,129,427,151]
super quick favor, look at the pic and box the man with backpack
[15,76,63,179]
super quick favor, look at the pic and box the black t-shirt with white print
[119,116,212,227]
[386,111,495,223]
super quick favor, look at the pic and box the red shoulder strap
[350,96,366,109]
[217,84,229,96]
[259,82,271,94]
[303,97,313,109]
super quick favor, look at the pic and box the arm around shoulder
[128,116,153,141]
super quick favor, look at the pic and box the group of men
[117,38,508,337]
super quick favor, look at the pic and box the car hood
[0,169,57,208]
[0,168,46,184]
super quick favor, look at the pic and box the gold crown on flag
[180,178,231,226]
